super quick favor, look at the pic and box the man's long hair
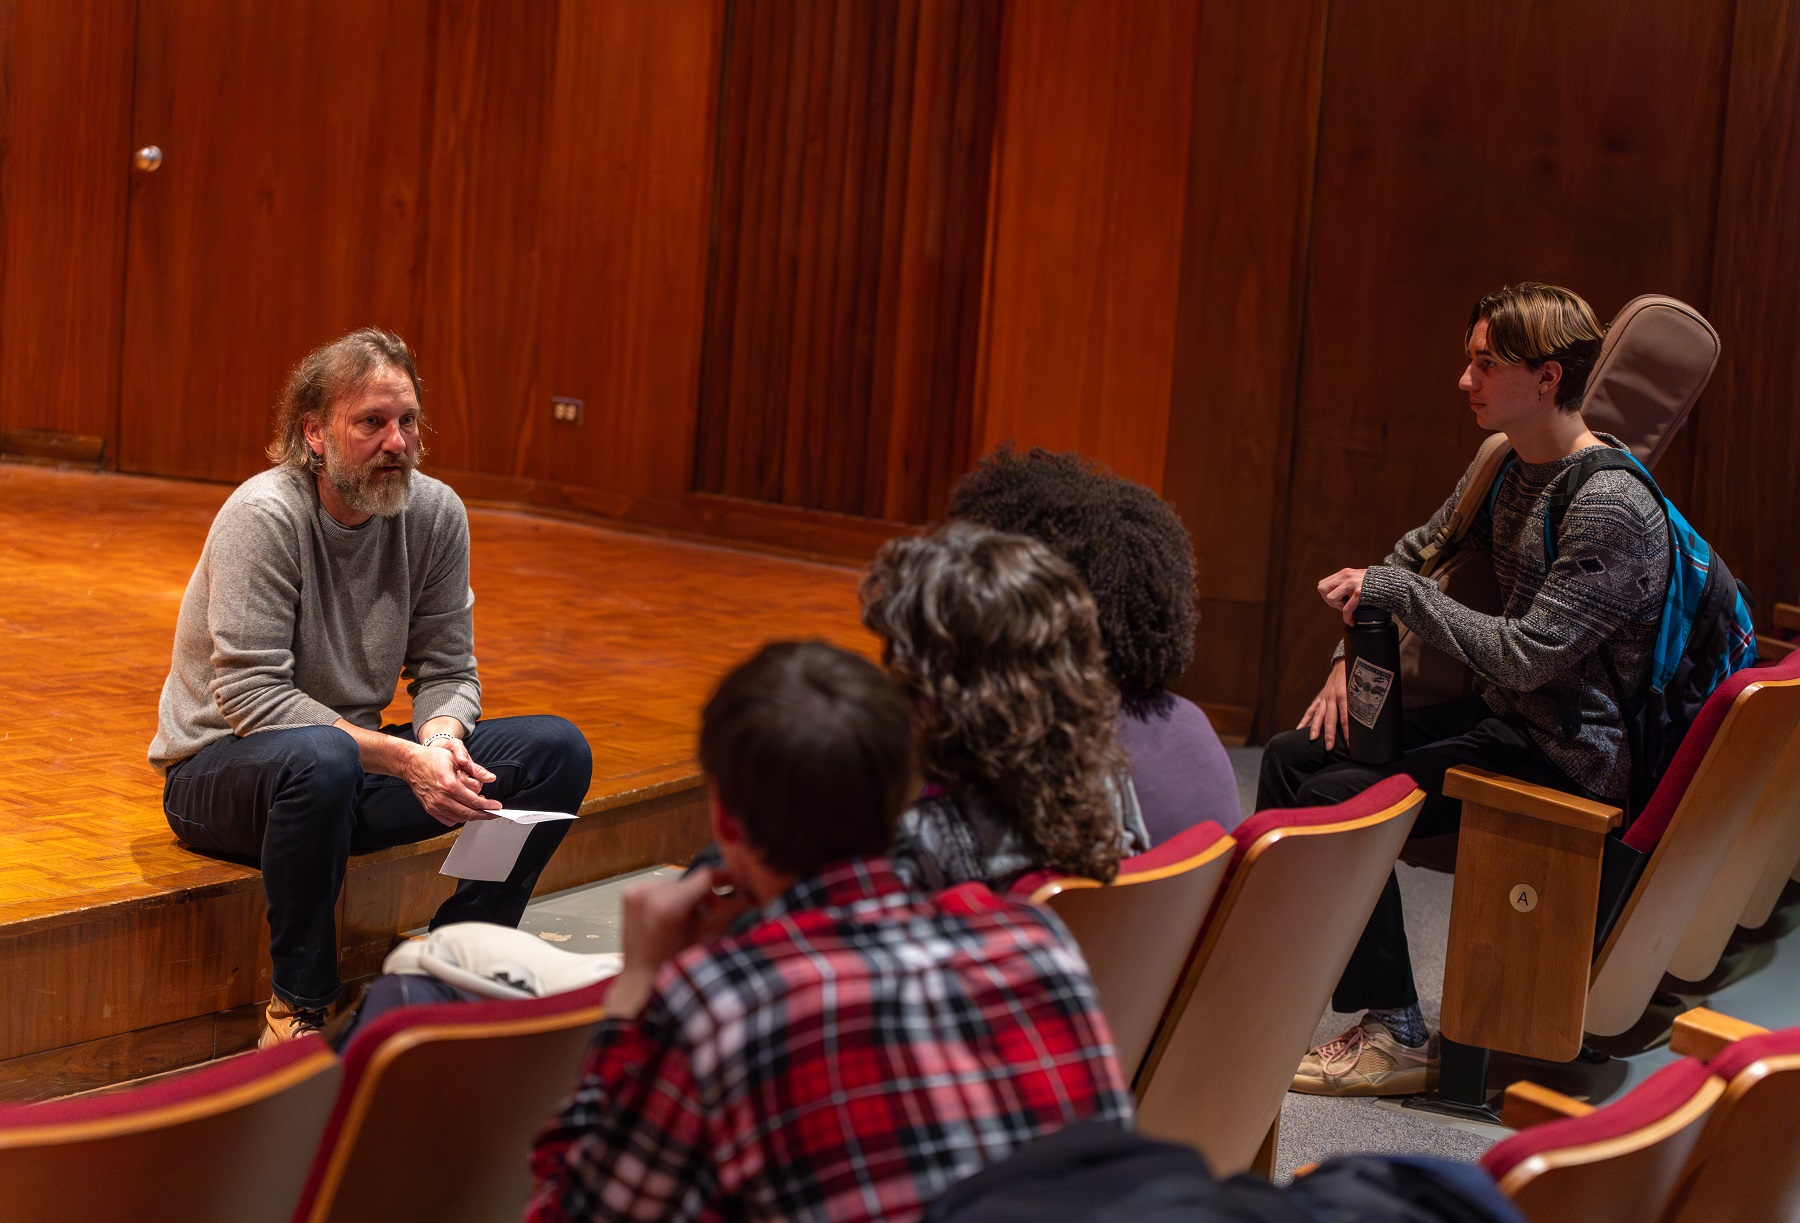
[267,328,425,469]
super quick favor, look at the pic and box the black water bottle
[1344,605,1404,764]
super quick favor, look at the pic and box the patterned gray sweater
[1358,435,1668,803]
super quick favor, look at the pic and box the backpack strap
[1542,446,1659,562]
[1540,446,1673,748]
[1416,433,1514,577]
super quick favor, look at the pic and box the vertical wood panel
[1161,0,1327,717]
[1264,1,1736,730]
[1695,0,1800,619]
[530,0,724,504]
[118,0,433,482]
[694,0,995,521]
[415,0,558,477]
[974,0,1203,492]
[877,0,1000,522]
[0,1,135,450]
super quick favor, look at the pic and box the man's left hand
[1318,567,1369,625]
[605,867,755,1020]
[436,735,497,791]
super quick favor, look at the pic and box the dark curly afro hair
[948,446,1197,716]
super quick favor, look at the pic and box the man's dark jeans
[162,716,592,1009]
[1256,695,1593,1015]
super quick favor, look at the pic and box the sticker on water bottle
[1348,657,1396,730]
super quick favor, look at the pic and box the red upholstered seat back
[1010,815,1231,899]
[1482,1059,1712,1181]
[1133,777,1422,1176]
[1662,1024,1800,1223]
[296,980,608,1223]
[1009,820,1234,1081]
[1226,773,1421,866]
[1625,646,1800,852]
[1481,1058,1722,1223]
[0,1036,340,1223]
[1587,649,1800,1037]
[1706,1023,1800,1083]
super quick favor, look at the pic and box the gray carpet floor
[517,745,1800,1185]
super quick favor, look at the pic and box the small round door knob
[133,146,163,173]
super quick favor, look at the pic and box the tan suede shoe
[1290,1018,1438,1097]
[258,996,328,1049]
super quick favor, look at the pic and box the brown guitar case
[1398,295,1721,707]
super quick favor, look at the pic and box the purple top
[1114,695,1243,843]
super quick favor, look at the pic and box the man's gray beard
[322,439,417,518]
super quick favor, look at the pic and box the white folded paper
[440,809,579,882]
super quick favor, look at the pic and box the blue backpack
[1499,448,1759,817]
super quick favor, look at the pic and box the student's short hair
[698,640,914,878]
[1466,283,1606,410]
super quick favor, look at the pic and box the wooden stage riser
[0,788,708,1096]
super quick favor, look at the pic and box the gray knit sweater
[1358,435,1668,804]
[149,467,482,773]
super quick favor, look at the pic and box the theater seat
[1659,1007,1800,1222]
[1669,706,1800,981]
[1133,776,1424,1176]
[295,982,607,1223]
[1434,646,1800,1105]
[1012,820,1234,1081]
[0,1036,339,1223]
[1479,1058,1722,1223]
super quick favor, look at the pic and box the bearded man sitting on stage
[149,328,592,1047]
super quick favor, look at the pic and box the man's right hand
[404,743,502,827]
[1298,658,1350,751]
[605,867,755,1020]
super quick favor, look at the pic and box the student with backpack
[1257,282,1753,1097]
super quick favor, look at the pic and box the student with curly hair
[948,447,1242,841]
[860,521,1151,889]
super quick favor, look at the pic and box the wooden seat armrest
[1443,767,1622,834]
[1773,602,1800,634]
[1670,1007,1768,1061]
[1758,635,1796,660]
[1439,766,1621,1063]
[1501,1080,1595,1130]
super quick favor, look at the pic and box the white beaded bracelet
[422,732,458,751]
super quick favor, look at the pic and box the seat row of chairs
[1014,773,1427,1175]
[6,625,1799,1220]
[0,983,609,1223]
[1482,1006,1800,1222]
[1434,643,1800,1104]
[1025,639,1800,1176]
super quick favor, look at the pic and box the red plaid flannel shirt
[528,856,1132,1223]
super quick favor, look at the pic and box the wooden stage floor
[0,464,871,1097]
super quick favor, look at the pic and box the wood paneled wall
[694,0,998,521]
[0,0,134,452]
[1160,0,1327,727]
[1692,0,1800,656]
[1,0,1796,737]
[120,0,435,482]
[974,0,1201,492]
[1261,0,1740,728]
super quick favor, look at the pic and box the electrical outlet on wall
[551,397,584,424]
